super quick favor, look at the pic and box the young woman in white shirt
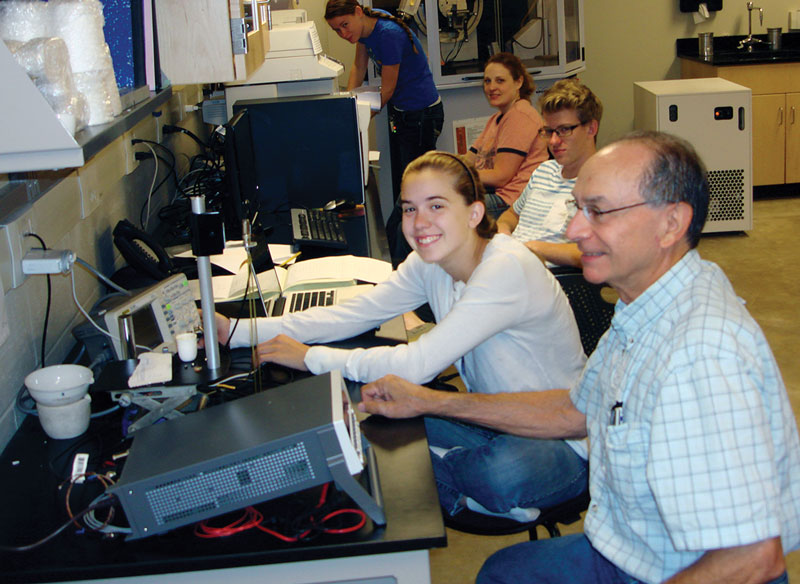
[217,151,582,393]
[215,151,588,519]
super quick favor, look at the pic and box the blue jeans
[484,192,509,220]
[424,417,588,516]
[477,534,790,584]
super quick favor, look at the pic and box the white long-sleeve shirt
[229,234,586,395]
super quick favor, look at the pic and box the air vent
[145,442,313,526]
[707,169,745,222]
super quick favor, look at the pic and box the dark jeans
[386,101,444,266]
[477,533,790,584]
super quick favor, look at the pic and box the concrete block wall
[0,86,207,451]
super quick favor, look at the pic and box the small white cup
[37,394,92,439]
[175,332,198,362]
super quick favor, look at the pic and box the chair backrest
[551,267,616,356]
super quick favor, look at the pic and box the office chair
[442,267,615,541]
[550,266,617,356]
[443,490,591,541]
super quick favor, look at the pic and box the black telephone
[113,220,176,281]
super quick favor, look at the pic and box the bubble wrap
[8,37,72,88]
[0,0,49,42]
[74,70,115,126]
[48,0,107,74]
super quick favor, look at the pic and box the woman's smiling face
[400,169,483,278]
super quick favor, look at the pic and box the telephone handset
[113,220,175,281]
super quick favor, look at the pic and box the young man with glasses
[496,78,603,267]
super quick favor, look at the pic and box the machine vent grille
[144,442,314,526]
[707,169,745,222]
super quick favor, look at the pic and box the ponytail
[325,0,418,54]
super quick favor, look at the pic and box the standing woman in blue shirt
[325,0,444,263]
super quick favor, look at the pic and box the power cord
[162,124,209,150]
[23,233,51,367]
[0,494,116,552]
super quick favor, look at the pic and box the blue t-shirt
[360,11,438,111]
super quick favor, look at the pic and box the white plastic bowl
[37,395,91,439]
[24,364,93,406]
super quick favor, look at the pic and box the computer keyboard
[290,208,347,249]
[271,289,337,316]
[288,290,336,313]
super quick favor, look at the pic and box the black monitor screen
[234,95,364,220]
[223,108,259,239]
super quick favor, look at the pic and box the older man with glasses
[360,131,800,584]
[496,78,602,268]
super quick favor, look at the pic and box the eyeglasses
[538,123,585,139]
[566,199,651,223]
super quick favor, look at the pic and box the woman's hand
[255,334,310,371]
[198,312,232,348]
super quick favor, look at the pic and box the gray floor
[429,196,800,583]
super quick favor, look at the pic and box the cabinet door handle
[779,107,784,126]
[792,106,796,125]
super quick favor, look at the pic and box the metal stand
[111,385,197,434]
[190,196,222,373]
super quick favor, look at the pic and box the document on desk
[175,242,296,274]
[189,255,392,302]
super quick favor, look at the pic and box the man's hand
[255,334,310,371]
[359,374,436,417]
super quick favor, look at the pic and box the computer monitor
[223,108,259,239]
[233,94,365,224]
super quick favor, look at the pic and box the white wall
[581,0,798,145]
[309,0,800,146]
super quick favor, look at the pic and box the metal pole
[191,196,221,371]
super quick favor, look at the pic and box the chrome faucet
[738,1,765,51]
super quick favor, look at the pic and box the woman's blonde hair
[402,151,497,240]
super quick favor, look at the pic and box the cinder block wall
[0,87,207,450]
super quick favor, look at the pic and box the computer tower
[634,78,753,233]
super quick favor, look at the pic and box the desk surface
[0,398,446,583]
[1,171,446,583]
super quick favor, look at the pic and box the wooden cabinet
[681,60,800,186]
[752,94,786,186]
[787,92,800,184]
[155,0,270,85]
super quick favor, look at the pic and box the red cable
[193,483,368,540]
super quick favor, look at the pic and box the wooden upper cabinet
[155,0,269,85]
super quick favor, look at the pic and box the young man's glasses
[538,122,586,139]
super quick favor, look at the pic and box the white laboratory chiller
[634,78,753,233]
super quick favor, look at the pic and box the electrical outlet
[0,209,36,291]
[123,130,137,175]
[154,109,164,144]
[168,90,185,124]
[791,10,800,30]
[125,116,160,175]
